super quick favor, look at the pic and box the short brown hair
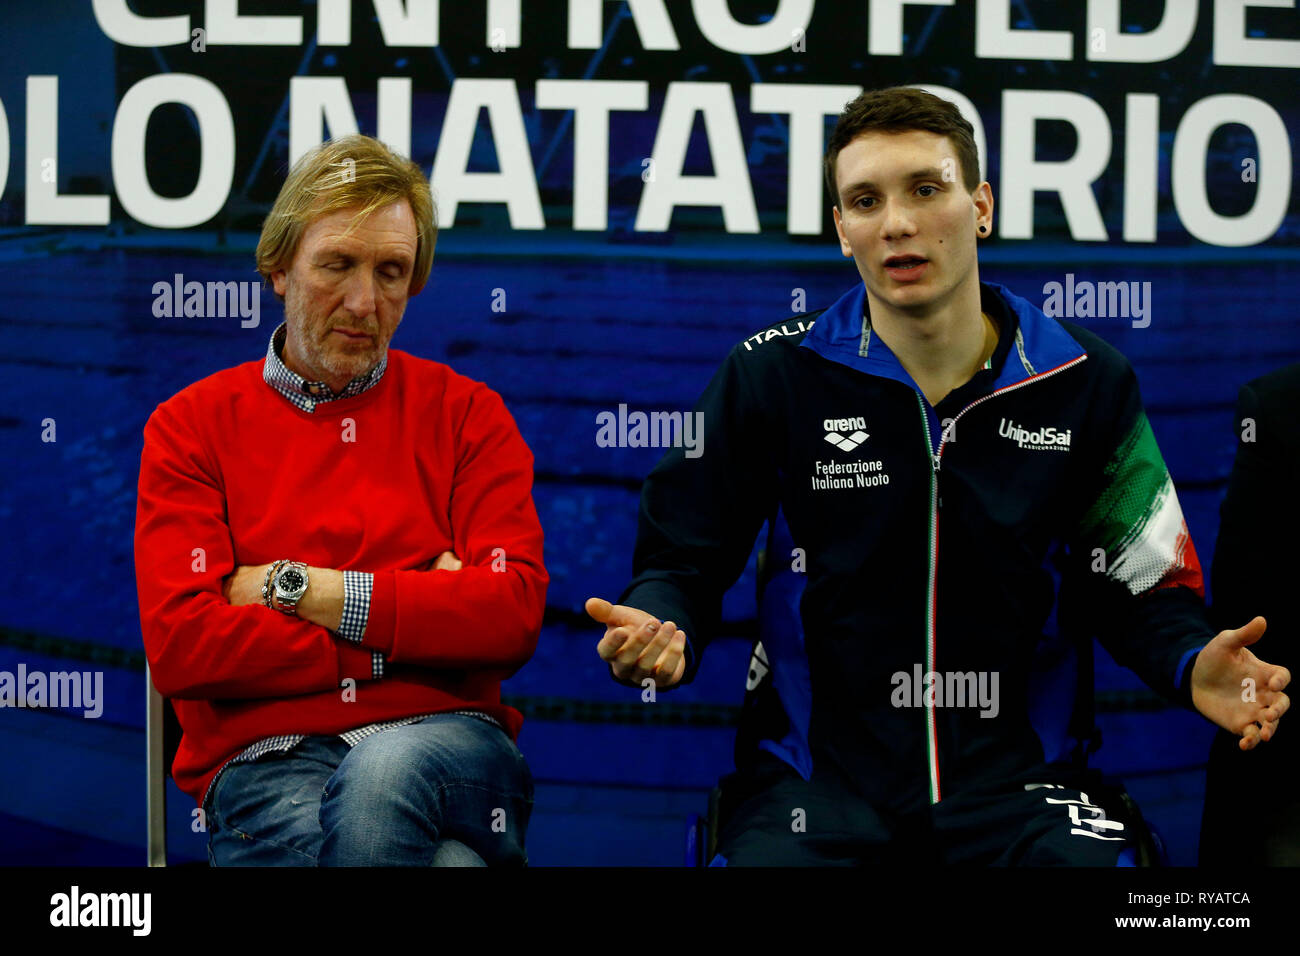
[256,134,436,298]
[824,87,980,207]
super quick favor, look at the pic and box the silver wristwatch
[271,560,310,615]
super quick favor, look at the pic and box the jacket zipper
[916,354,1088,806]
[916,394,941,805]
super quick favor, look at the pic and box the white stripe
[1109,474,1188,595]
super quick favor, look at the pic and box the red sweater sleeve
[134,398,376,700]
[362,384,547,674]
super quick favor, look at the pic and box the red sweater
[134,349,547,805]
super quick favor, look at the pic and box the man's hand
[586,597,687,689]
[1191,616,1291,751]
[222,563,270,607]
[426,550,463,571]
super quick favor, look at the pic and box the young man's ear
[831,205,853,258]
[972,182,994,236]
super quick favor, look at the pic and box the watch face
[278,569,306,595]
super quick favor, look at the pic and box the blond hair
[256,134,436,297]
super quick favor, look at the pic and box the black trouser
[1200,727,1300,866]
[712,752,1136,866]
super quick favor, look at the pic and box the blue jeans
[204,714,533,866]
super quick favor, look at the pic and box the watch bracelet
[262,559,291,610]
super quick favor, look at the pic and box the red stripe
[1154,521,1205,595]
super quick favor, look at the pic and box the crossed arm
[221,551,463,633]
[136,387,547,700]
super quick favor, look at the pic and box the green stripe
[1079,411,1168,555]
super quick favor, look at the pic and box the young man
[135,134,546,866]
[586,87,1289,865]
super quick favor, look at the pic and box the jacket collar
[801,280,1087,393]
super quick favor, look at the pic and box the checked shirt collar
[263,322,387,412]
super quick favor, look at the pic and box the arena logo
[891,665,999,718]
[823,416,869,452]
[151,273,260,328]
[595,404,705,459]
[0,663,103,718]
[998,417,1072,452]
[1041,274,1151,328]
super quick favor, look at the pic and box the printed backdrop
[0,0,1296,865]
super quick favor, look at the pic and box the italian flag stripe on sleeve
[1080,410,1204,596]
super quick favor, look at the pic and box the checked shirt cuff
[339,572,381,679]
[338,570,372,643]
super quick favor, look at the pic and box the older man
[135,134,547,866]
